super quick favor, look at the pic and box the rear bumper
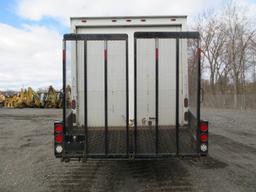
[54,119,209,160]
[56,140,205,161]
[57,152,204,161]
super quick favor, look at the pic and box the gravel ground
[0,108,256,192]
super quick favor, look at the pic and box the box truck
[54,16,208,161]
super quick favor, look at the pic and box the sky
[0,0,256,91]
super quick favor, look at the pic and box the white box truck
[54,16,208,161]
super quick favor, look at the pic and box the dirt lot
[0,108,256,192]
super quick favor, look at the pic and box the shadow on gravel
[188,156,228,169]
[49,160,196,192]
[211,134,256,154]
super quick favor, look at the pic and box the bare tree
[194,0,256,109]
[222,1,256,107]
[195,11,226,94]
[249,39,256,84]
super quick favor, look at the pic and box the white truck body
[69,16,188,128]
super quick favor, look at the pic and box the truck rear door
[62,32,201,159]
[134,32,200,157]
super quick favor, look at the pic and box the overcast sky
[0,0,256,91]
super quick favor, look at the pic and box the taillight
[55,134,63,143]
[54,122,64,155]
[55,124,63,133]
[200,122,208,132]
[200,144,207,152]
[55,145,63,153]
[200,134,208,142]
[199,121,208,154]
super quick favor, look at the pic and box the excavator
[44,86,62,108]
[14,87,41,108]
[0,92,5,107]
[2,86,62,108]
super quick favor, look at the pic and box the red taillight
[200,134,208,142]
[200,122,208,132]
[55,124,63,133]
[55,134,63,143]
[71,100,76,109]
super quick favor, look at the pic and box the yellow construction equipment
[0,92,6,107]
[2,86,62,108]
[45,86,58,108]
[0,92,5,101]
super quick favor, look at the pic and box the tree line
[194,1,256,108]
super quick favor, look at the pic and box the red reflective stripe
[104,49,107,60]
[197,48,201,57]
[62,49,66,63]
[156,48,159,61]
